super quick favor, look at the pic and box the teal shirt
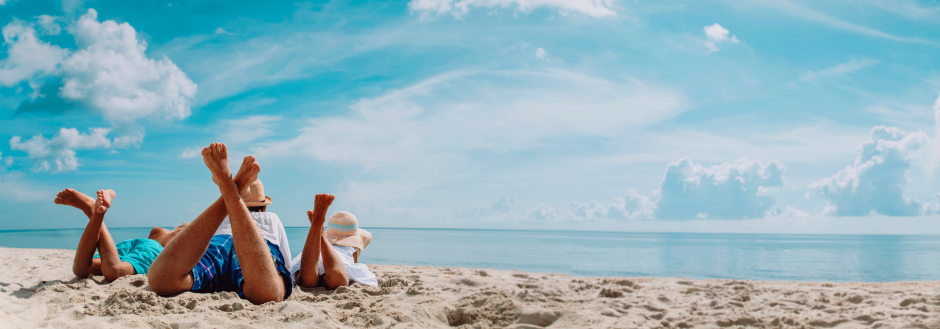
[93,238,164,275]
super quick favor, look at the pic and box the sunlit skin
[147,144,285,305]
[55,189,186,282]
[296,193,349,289]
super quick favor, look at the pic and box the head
[149,222,189,247]
[242,179,272,211]
[326,211,368,252]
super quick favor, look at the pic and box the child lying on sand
[55,189,186,281]
[290,193,376,288]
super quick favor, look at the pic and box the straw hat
[241,179,272,207]
[325,211,370,252]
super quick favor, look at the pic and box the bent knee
[324,275,349,290]
[72,268,91,279]
[148,273,187,296]
[244,288,284,304]
[103,272,125,282]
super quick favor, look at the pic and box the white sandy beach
[0,247,938,328]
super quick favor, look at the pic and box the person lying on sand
[55,188,186,281]
[290,193,377,288]
[147,143,292,304]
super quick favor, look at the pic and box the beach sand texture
[1,247,939,328]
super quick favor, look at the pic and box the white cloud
[178,147,202,159]
[765,206,810,218]
[35,15,61,35]
[528,190,655,222]
[3,9,197,172]
[256,69,686,167]
[9,127,111,173]
[535,47,546,59]
[933,92,940,170]
[703,23,739,52]
[741,0,932,44]
[0,0,16,6]
[60,9,197,125]
[215,27,230,35]
[655,158,785,220]
[408,0,618,18]
[848,0,940,20]
[527,158,786,221]
[801,57,879,82]
[0,173,51,202]
[0,19,68,86]
[454,197,514,219]
[808,126,932,216]
[218,115,282,144]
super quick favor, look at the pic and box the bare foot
[307,193,335,228]
[95,189,116,214]
[233,155,260,197]
[54,188,95,216]
[202,143,232,185]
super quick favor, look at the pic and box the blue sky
[1,0,939,233]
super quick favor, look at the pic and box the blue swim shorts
[190,234,293,299]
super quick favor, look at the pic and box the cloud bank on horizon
[0,0,938,231]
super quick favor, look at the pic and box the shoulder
[252,211,282,222]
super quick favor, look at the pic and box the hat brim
[244,196,272,207]
[326,229,364,251]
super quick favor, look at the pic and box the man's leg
[202,143,284,304]
[297,194,349,289]
[148,154,260,295]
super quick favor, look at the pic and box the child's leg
[89,190,136,281]
[297,194,348,289]
[58,188,104,278]
[319,234,349,289]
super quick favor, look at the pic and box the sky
[1,0,939,233]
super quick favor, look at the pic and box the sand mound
[3,247,940,328]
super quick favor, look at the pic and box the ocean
[1,227,939,282]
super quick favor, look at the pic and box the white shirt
[214,212,292,269]
[289,246,378,287]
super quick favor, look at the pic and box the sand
[1,247,939,328]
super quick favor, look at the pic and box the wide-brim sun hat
[325,211,366,252]
[242,179,273,207]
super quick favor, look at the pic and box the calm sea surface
[1,228,939,282]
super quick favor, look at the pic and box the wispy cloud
[408,0,618,19]
[801,57,879,81]
[847,0,940,21]
[747,0,934,44]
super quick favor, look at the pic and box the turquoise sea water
[2,228,939,282]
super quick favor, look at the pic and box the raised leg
[148,154,260,296]
[201,143,284,304]
[92,190,135,281]
[297,194,348,289]
[69,189,135,281]
[61,189,102,278]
